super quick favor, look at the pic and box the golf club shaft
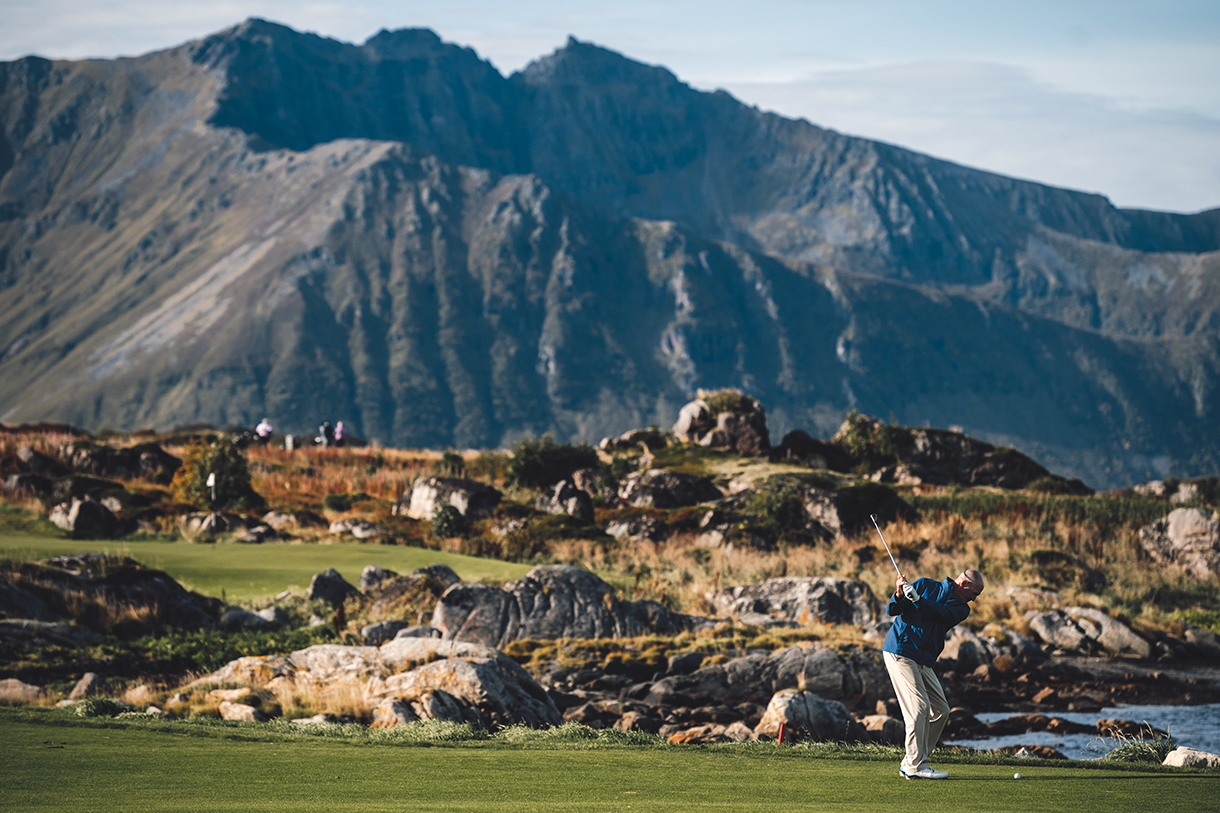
[869,514,904,578]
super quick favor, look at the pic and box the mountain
[1,18,1218,488]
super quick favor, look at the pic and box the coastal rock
[1138,508,1220,578]
[1024,607,1151,658]
[394,477,501,520]
[359,565,398,593]
[617,469,722,508]
[709,577,881,627]
[1163,747,1220,768]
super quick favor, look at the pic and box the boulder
[709,577,881,627]
[359,565,398,593]
[219,607,274,631]
[196,655,296,687]
[361,620,414,645]
[370,698,421,728]
[4,554,217,634]
[1163,747,1220,768]
[3,472,52,496]
[672,396,770,455]
[328,519,387,539]
[288,645,382,683]
[755,689,861,741]
[1138,508,1220,578]
[801,486,911,540]
[535,480,594,522]
[617,469,722,508]
[432,565,715,648]
[394,477,501,520]
[605,515,670,542]
[0,583,53,621]
[218,701,269,723]
[0,678,44,702]
[770,430,850,470]
[68,672,107,699]
[16,445,68,476]
[368,564,461,618]
[393,625,442,640]
[306,568,359,607]
[860,714,904,745]
[369,637,562,730]
[56,441,181,484]
[1024,607,1151,658]
[179,511,249,537]
[48,497,120,538]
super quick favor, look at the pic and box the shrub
[170,438,259,511]
[74,697,131,718]
[432,451,466,478]
[1104,734,1177,763]
[836,411,907,473]
[506,435,599,490]
[467,451,509,483]
[699,388,758,416]
[322,492,372,513]
[1027,475,1093,496]
[431,503,466,539]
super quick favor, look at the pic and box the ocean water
[943,703,1220,760]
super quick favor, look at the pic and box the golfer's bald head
[953,569,985,601]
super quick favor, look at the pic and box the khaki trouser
[883,650,950,773]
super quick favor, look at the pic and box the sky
[3,0,1218,213]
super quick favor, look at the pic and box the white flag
[206,473,216,487]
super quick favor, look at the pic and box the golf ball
[1013,773,1021,779]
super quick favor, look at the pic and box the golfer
[882,568,985,779]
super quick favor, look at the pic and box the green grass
[1,710,1215,812]
[0,533,533,602]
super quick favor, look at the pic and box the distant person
[334,421,345,448]
[255,418,273,445]
[318,421,334,448]
[883,568,985,780]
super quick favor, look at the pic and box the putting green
[1,720,1216,813]
[0,533,533,601]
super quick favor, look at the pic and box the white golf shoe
[900,767,949,780]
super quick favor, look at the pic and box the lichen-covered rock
[0,619,101,647]
[0,678,45,702]
[218,700,269,723]
[709,577,881,627]
[196,655,297,687]
[360,565,398,593]
[329,519,387,539]
[432,565,714,648]
[394,477,501,520]
[605,515,670,542]
[1138,508,1220,578]
[57,441,181,484]
[617,469,722,508]
[801,487,911,540]
[68,672,107,699]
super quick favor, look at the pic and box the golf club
[870,514,918,602]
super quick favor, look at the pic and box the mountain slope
[1,19,1218,488]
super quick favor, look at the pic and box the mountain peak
[515,35,683,91]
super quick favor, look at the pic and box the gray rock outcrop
[432,565,715,648]
[0,619,101,647]
[68,672,107,699]
[709,577,881,627]
[801,487,912,539]
[672,397,770,456]
[1138,508,1220,578]
[55,441,181,484]
[328,519,387,539]
[535,479,594,522]
[306,569,359,607]
[394,477,501,520]
[1025,607,1151,658]
[359,565,398,593]
[605,515,670,542]
[1163,747,1220,768]
[49,497,120,538]
[618,469,722,508]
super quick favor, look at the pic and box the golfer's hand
[897,576,918,603]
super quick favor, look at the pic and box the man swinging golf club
[871,515,984,780]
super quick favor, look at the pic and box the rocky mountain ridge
[1,19,1219,488]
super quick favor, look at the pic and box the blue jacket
[881,577,971,666]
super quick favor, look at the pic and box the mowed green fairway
[0,533,532,601]
[2,720,1216,813]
